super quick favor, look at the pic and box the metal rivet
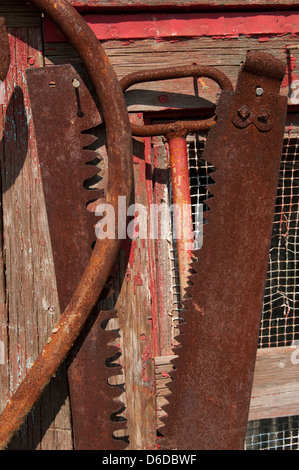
[256,87,264,96]
[72,78,80,88]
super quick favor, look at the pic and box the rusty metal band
[120,65,233,137]
[0,0,133,450]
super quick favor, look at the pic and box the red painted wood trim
[69,1,299,12]
[44,11,299,42]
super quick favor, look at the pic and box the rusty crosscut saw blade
[161,51,288,450]
[26,64,126,450]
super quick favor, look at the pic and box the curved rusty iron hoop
[0,0,133,450]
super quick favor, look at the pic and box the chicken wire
[184,132,299,350]
[164,127,299,450]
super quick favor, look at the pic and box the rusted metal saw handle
[120,65,233,138]
[121,65,233,300]
[0,0,133,450]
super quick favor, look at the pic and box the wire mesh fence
[245,416,299,450]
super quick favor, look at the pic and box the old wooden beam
[43,11,299,43]
[44,35,299,110]
[69,1,299,11]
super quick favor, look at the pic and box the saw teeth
[159,157,217,442]
[81,133,99,149]
[80,129,107,186]
[78,129,108,250]
[101,310,128,446]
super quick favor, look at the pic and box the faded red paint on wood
[152,135,174,356]
[44,34,299,108]
[113,113,157,450]
[44,11,299,42]
[143,135,161,358]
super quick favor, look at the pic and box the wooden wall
[0,0,298,450]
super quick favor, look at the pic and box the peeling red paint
[44,11,299,43]
[258,36,270,42]
[133,274,143,294]
[143,134,160,358]
[142,345,151,363]
[282,54,299,87]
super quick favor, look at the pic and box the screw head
[256,87,264,96]
[72,78,80,88]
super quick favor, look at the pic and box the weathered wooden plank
[69,0,299,10]
[155,346,299,423]
[152,136,174,357]
[43,11,299,43]
[249,346,299,421]
[0,1,40,27]
[0,27,73,450]
[115,114,158,450]
[44,34,299,111]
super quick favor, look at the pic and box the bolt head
[258,109,269,123]
[237,104,250,120]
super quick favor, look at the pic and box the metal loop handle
[120,64,234,138]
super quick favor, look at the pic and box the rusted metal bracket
[0,0,133,450]
[160,51,288,450]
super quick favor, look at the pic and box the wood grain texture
[249,346,299,421]
[152,135,175,357]
[44,34,299,111]
[0,1,40,27]
[115,114,158,450]
[0,27,73,450]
